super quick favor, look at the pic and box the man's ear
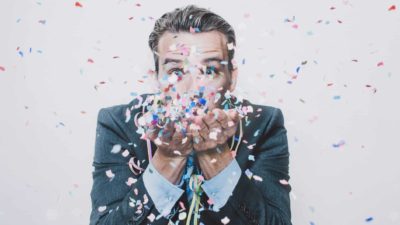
[228,66,238,92]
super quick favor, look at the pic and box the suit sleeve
[89,107,179,225]
[200,108,292,225]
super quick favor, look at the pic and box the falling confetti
[111,144,122,154]
[75,2,83,7]
[221,216,230,224]
[0,66,5,72]
[388,5,396,11]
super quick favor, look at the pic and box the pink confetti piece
[377,61,384,67]
[279,179,290,185]
[388,5,396,11]
[87,58,94,63]
[0,66,5,72]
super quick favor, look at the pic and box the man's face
[156,30,237,111]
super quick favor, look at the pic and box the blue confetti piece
[333,95,341,100]
[296,66,300,73]
[310,222,315,225]
[199,98,206,105]
[365,217,373,222]
[18,51,24,57]
[242,58,246,64]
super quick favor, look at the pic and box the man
[89,4,292,225]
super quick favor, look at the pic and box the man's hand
[189,108,240,180]
[142,111,193,184]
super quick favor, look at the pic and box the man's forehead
[158,31,227,56]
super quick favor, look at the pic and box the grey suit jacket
[89,93,292,225]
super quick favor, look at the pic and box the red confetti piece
[99,81,106,84]
[377,61,384,67]
[75,2,83,7]
[0,66,5,72]
[136,3,141,7]
[327,83,334,86]
[87,58,94,63]
[388,5,396,11]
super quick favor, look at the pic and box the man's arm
[89,107,182,225]
[198,108,292,225]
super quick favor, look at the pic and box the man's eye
[204,66,219,76]
[168,68,184,76]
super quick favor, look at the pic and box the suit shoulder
[242,98,284,124]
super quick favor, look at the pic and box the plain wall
[1,0,399,224]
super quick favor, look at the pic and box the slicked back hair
[148,4,236,76]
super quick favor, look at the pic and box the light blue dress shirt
[142,152,242,219]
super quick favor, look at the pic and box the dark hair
[148,4,236,75]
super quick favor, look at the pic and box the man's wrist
[196,143,233,180]
[152,151,188,185]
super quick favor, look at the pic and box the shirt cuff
[142,159,184,217]
[201,158,242,212]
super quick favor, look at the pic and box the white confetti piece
[106,169,115,180]
[111,144,122,154]
[143,194,149,204]
[98,206,107,212]
[182,137,188,144]
[227,121,235,127]
[147,213,155,222]
[179,212,187,220]
[245,169,253,179]
[134,188,138,195]
[221,216,230,224]
[125,108,131,123]
[209,131,218,140]
[227,42,234,50]
[126,177,137,186]
[122,149,130,157]
[168,74,178,84]
[210,158,217,163]
[248,155,255,161]
[154,137,162,146]
[173,150,182,156]
[137,116,146,126]
[279,179,289,185]
[253,175,263,182]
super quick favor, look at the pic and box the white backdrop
[1,1,399,225]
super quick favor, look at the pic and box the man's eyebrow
[162,58,183,65]
[202,57,224,64]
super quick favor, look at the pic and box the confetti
[279,179,289,185]
[0,66,5,72]
[122,149,130,157]
[126,177,137,186]
[377,61,384,67]
[253,175,263,182]
[248,155,255,161]
[221,216,230,224]
[365,217,374,222]
[147,213,155,222]
[178,212,187,220]
[105,169,115,180]
[332,140,345,148]
[74,2,83,7]
[388,5,396,11]
[98,206,107,212]
[111,144,122,154]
